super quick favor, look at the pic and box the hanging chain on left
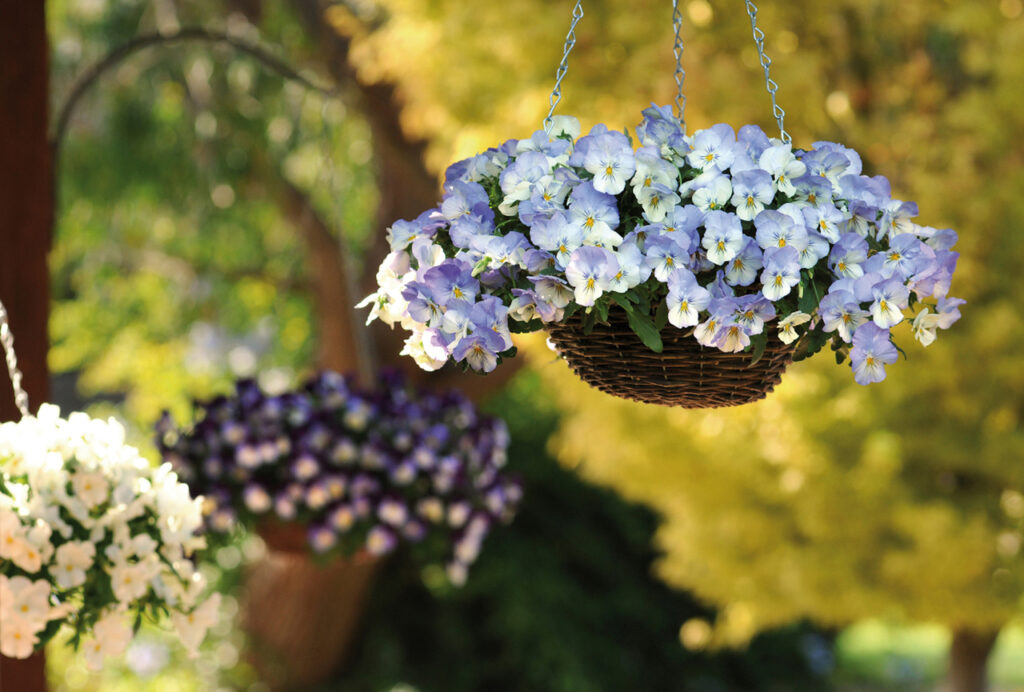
[545,0,585,127]
[671,0,686,131]
[0,299,31,419]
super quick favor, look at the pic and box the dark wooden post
[0,2,52,691]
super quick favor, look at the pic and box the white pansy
[82,611,133,669]
[912,308,942,346]
[0,575,51,627]
[777,311,812,344]
[171,593,222,656]
[71,470,109,508]
[0,614,39,658]
[52,541,95,589]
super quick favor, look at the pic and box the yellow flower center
[746,195,755,205]
[865,356,876,366]
[775,275,784,286]
[585,216,595,228]
[704,153,714,162]
[666,257,674,266]
[586,278,595,289]
[717,241,726,251]
[605,165,614,176]
[453,287,464,298]
[778,237,787,247]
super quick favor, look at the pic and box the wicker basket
[546,309,795,408]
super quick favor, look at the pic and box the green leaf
[654,299,669,332]
[611,296,635,314]
[471,257,491,277]
[625,309,664,353]
[792,326,829,363]
[798,271,824,314]
[748,331,768,366]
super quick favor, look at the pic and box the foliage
[49,0,377,425]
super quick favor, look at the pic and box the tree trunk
[947,627,999,692]
[0,3,52,691]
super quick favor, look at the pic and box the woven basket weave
[546,309,795,408]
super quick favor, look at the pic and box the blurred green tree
[45,0,823,689]
[48,0,1024,690]
[462,4,1023,692]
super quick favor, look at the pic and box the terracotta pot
[255,520,310,555]
[243,523,381,690]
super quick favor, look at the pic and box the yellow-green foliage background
[50,0,1024,653]
[340,0,1024,642]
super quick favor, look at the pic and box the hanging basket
[547,308,793,407]
[157,370,521,584]
[359,0,964,408]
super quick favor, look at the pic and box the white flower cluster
[0,405,219,664]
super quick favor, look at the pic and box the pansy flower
[583,132,637,195]
[565,246,619,306]
[730,169,775,221]
[645,235,690,282]
[777,311,811,344]
[758,143,806,196]
[869,278,910,328]
[850,323,898,385]
[666,268,711,328]
[725,237,763,287]
[819,290,869,342]
[701,210,744,265]
[760,246,801,300]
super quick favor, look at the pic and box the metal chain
[671,0,686,130]
[0,299,31,419]
[545,0,585,127]
[743,0,791,144]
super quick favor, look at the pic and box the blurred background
[2,0,1023,689]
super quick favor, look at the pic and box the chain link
[671,0,686,130]
[545,0,585,127]
[0,299,31,419]
[743,0,791,144]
